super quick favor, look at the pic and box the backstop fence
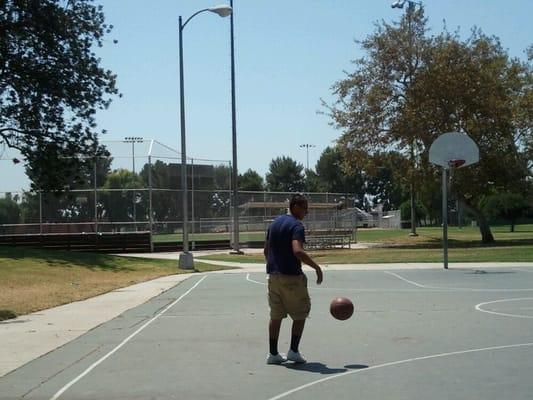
[0,139,400,250]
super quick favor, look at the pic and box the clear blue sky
[2,0,532,192]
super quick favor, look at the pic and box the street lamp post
[229,0,243,255]
[391,0,421,237]
[178,5,232,269]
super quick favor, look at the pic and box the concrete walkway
[2,249,532,378]
[0,273,193,377]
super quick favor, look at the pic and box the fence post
[228,162,233,246]
[191,158,194,235]
[148,155,154,252]
[94,158,98,235]
[263,190,267,232]
[39,191,43,235]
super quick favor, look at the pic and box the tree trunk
[511,220,515,233]
[457,195,495,243]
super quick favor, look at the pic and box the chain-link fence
[0,139,401,250]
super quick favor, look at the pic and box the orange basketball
[330,297,354,320]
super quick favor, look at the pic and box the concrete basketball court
[1,263,533,399]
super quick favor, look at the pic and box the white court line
[383,271,427,288]
[268,342,533,400]
[246,273,533,293]
[383,271,533,292]
[247,273,266,285]
[475,298,533,319]
[49,275,208,400]
[246,273,451,292]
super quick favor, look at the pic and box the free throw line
[49,275,208,400]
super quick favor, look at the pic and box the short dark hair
[289,194,308,211]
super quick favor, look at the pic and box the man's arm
[292,239,323,284]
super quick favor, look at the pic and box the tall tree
[482,192,529,232]
[139,160,179,223]
[0,0,119,190]
[364,152,409,211]
[326,7,531,242]
[0,193,20,224]
[100,169,144,223]
[238,169,264,191]
[266,156,305,192]
[315,146,364,198]
[213,164,231,190]
[303,169,321,193]
[411,30,531,242]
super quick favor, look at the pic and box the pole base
[229,250,244,255]
[179,252,194,270]
[408,232,419,237]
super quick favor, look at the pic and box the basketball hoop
[448,159,465,169]
[429,133,479,270]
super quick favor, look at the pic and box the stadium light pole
[391,0,421,237]
[299,144,315,171]
[178,5,232,269]
[124,136,143,232]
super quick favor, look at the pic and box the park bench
[305,229,354,250]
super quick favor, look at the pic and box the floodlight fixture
[391,1,406,9]
[391,0,422,9]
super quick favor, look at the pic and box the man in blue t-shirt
[264,194,323,365]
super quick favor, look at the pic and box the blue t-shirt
[266,214,306,275]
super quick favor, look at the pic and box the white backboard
[429,132,479,168]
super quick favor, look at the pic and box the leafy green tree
[400,199,428,227]
[482,192,529,232]
[326,6,531,242]
[213,164,232,190]
[363,152,408,211]
[100,169,144,223]
[303,169,321,193]
[314,147,364,196]
[0,0,119,190]
[266,156,305,192]
[37,149,112,224]
[0,193,20,224]
[238,169,264,191]
[139,160,179,223]
[19,191,40,223]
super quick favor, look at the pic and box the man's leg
[290,319,305,353]
[269,319,282,355]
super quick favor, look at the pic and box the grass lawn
[153,231,266,243]
[199,224,533,264]
[0,247,232,320]
[199,245,533,264]
[153,224,533,244]
[356,224,533,244]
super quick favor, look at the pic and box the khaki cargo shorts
[268,273,311,320]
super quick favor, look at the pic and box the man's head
[289,194,308,220]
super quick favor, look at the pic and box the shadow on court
[283,362,347,374]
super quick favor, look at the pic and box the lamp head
[208,5,232,17]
